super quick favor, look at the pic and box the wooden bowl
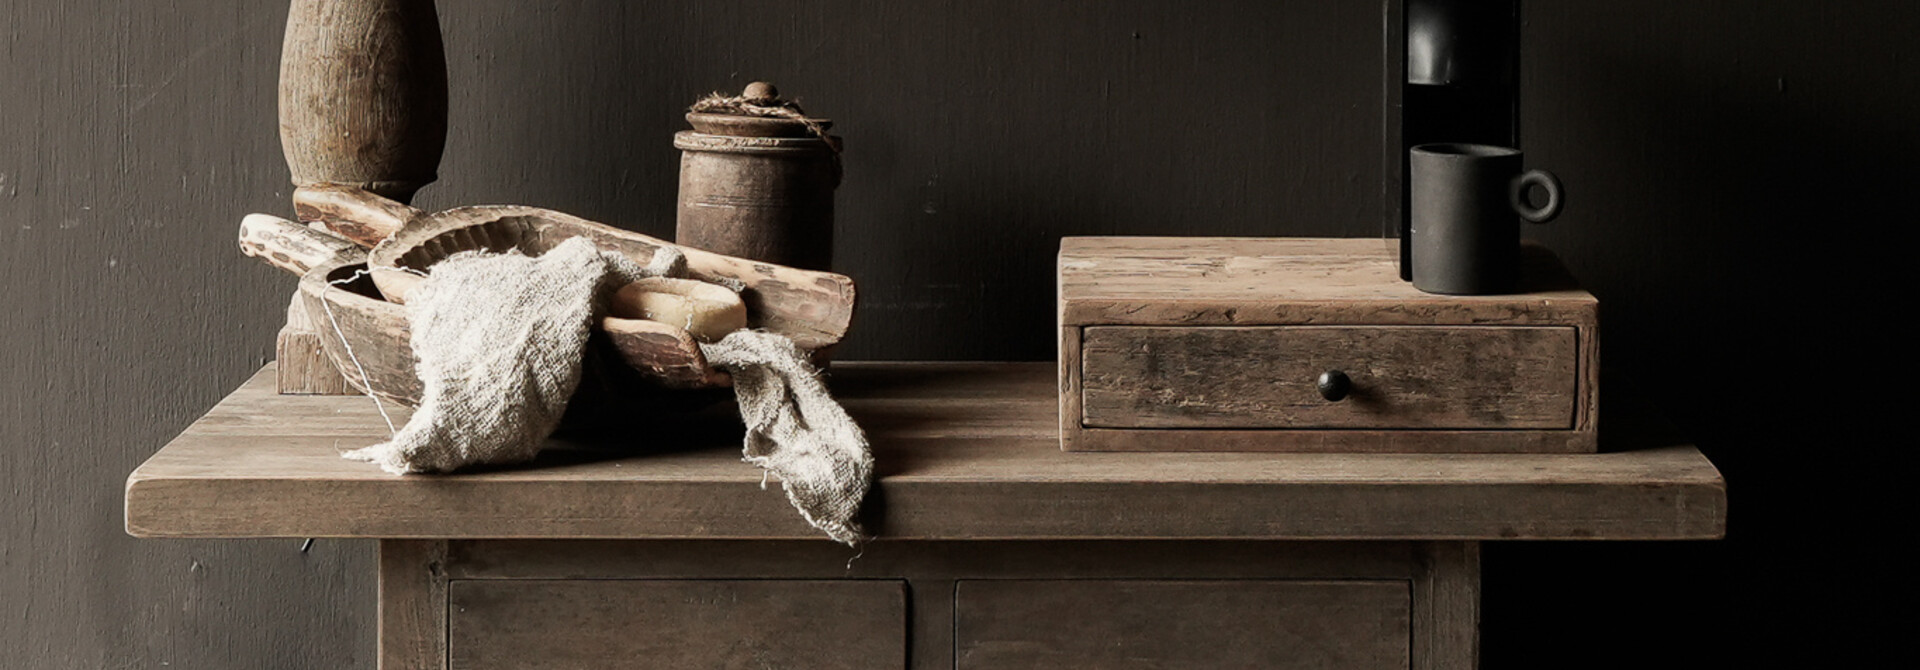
[296,255,733,414]
[361,204,855,389]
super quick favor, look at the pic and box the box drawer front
[448,579,906,670]
[1082,324,1574,428]
[1081,325,1577,429]
[956,579,1410,670]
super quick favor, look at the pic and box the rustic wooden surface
[365,202,858,350]
[275,0,447,404]
[294,184,427,248]
[448,579,905,670]
[442,540,1425,581]
[420,540,1470,670]
[295,257,421,405]
[1081,325,1577,429]
[1060,237,1599,453]
[1059,237,1596,327]
[240,215,364,396]
[674,122,840,271]
[956,579,1410,669]
[125,362,1724,541]
[275,295,351,396]
[1413,541,1480,670]
[378,540,447,670]
[239,213,363,276]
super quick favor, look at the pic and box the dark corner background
[2,1,1909,667]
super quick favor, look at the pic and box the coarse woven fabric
[701,330,873,545]
[343,237,648,474]
[342,236,872,544]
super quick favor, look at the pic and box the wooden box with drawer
[1059,237,1598,453]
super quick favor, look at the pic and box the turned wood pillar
[274,0,447,394]
[279,0,447,203]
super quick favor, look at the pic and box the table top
[126,363,1724,541]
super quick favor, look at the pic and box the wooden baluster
[279,0,447,203]
[273,0,448,394]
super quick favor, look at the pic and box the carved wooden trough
[239,185,857,408]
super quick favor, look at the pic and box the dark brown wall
[1,1,1906,667]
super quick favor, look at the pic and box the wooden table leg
[1415,541,1481,670]
[379,540,449,670]
[273,0,447,395]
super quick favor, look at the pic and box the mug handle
[1509,169,1564,223]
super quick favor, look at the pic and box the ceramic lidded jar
[674,82,841,272]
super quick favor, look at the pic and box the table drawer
[1081,325,1578,430]
[447,579,906,670]
[956,579,1411,669]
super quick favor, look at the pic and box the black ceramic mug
[1409,143,1563,295]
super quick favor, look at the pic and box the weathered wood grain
[424,540,1444,670]
[956,579,1410,669]
[1413,542,1480,670]
[379,540,447,670]
[1073,427,1594,453]
[239,213,363,276]
[296,260,421,405]
[275,295,351,395]
[443,540,1421,581]
[1060,237,1599,452]
[599,316,729,388]
[365,202,858,351]
[447,580,906,670]
[124,363,1725,541]
[239,215,366,396]
[1081,325,1577,429]
[1059,237,1595,327]
[291,255,733,403]
[293,184,426,248]
[674,117,840,272]
[278,0,447,202]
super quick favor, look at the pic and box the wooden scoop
[612,278,748,342]
[293,184,854,353]
[241,212,732,389]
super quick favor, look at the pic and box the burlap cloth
[344,237,872,544]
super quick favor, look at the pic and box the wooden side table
[126,363,1725,669]
[237,5,1725,667]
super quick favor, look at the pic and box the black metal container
[1384,0,1521,280]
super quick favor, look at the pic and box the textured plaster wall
[1,1,1908,667]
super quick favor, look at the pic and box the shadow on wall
[1487,3,1914,668]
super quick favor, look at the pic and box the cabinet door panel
[449,579,906,670]
[957,579,1409,670]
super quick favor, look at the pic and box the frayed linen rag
[343,237,873,544]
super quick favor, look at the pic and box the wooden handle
[600,317,730,388]
[611,278,748,343]
[239,213,366,276]
[294,184,424,248]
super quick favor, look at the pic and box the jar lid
[684,82,836,143]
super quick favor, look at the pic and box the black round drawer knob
[1316,370,1352,402]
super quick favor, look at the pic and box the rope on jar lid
[689,81,842,153]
